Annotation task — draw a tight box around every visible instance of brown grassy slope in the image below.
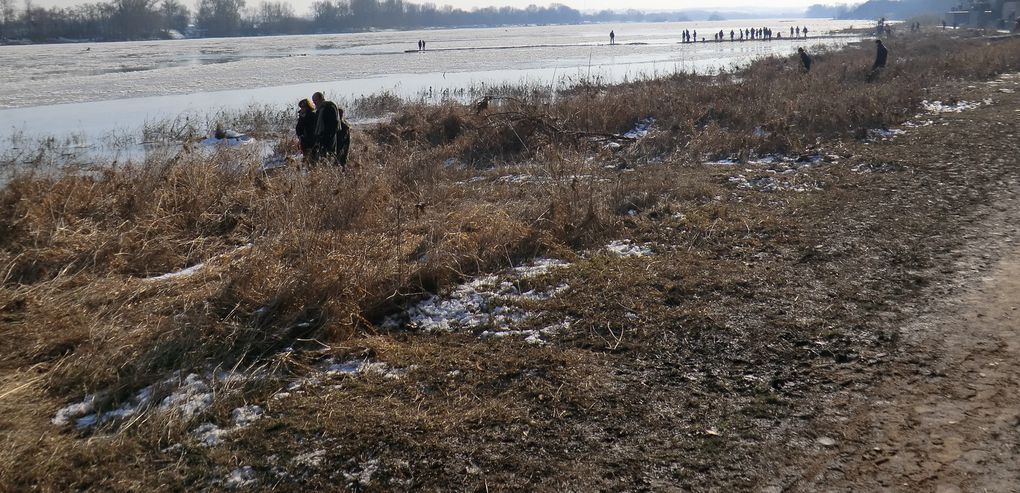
[2,33,1020,489]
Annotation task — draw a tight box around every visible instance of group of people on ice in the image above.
[674,25,809,43]
[295,92,351,167]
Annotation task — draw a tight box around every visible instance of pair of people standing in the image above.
[795,40,887,76]
[296,92,350,168]
[417,39,427,51]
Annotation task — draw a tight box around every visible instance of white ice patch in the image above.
[728,174,821,193]
[866,128,905,141]
[193,404,263,447]
[921,99,982,113]
[144,244,252,282]
[231,404,264,427]
[901,119,935,128]
[706,153,828,171]
[200,130,255,147]
[512,258,570,279]
[606,240,654,257]
[194,423,228,447]
[224,466,258,489]
[342,459,379,488]
[495,174,547,184]
[480,319,570,345]
[623,118,655,139]
[705,157,740,166]
[292,450,327,468]
[324,359,405,379]
[159,373,214,417]
[54,371,250,430]
[383,258,571,338]
[52,396,96,427]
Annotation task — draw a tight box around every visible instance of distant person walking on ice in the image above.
[610,30,615,45]
[798,47,812,72]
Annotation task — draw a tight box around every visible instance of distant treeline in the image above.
[0,0,695,43]
[806,0,957,20]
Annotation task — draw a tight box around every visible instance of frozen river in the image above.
[0,20,863,154]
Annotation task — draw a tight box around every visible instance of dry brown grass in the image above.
[4,32,1020,490]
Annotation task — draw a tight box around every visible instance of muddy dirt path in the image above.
[790,195,1020,491]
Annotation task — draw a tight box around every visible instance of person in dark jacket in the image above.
[872,39,888,70]
[295,98,317,162]
[798,47,812,72]
[311,91,340,166]
[336,108,351,168]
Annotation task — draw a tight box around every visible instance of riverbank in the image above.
[2,31,1020,489]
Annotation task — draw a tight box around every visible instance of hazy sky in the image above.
[29,0,818,16]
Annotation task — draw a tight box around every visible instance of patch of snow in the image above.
[192,404,263,447]
[866,128,905,141]
[54,370,254,430]
[52,396,95,426]
[292,450,327,468]
[851,162,903,173]
[728,175,821,193]
[606,240,654,257]
[194,423,227,447]
[343,459,379,488]
[324,359,410,380]
[623,117,655,139]
[144,244,252,282]
[224,466,258,489]
[480,319,569,345]
[901,119,935,128]
[384,258,571,333]
[512,259,570,279]
[921,99,981,113]
[231,405,263,428]
[53,385,155,429]
[705,157,740,166]
[495,174,546,184]
[159,373,214,417]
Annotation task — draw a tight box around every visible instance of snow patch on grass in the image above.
[606,240,654,257]
[53,371,251,430]
[144,244,252,282]
[921,99,984,113]
[193,404,263,447]
[383,258,571,334]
